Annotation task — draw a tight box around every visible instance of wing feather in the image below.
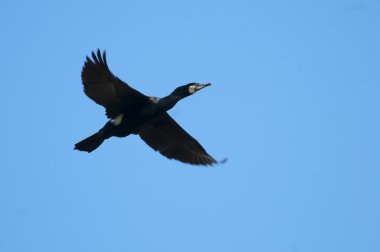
[137,113,217,166]
[81,49,149,118]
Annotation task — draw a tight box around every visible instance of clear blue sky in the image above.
[1,0,379,251]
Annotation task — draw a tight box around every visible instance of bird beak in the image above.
[196,83,211,91]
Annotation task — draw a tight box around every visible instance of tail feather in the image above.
[74,132,105,152]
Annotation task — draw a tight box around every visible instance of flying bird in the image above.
[74,49,218,165]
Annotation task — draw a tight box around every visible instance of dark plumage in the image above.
[74,49,218,166]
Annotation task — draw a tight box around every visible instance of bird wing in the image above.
[137,112,217,166]
[81,49,150,118]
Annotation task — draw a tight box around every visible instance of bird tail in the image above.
[74,132,105,153]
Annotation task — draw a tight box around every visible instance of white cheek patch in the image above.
[111,114,124,126]
[188,85,196,94]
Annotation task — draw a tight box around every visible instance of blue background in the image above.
[1,0,379,251]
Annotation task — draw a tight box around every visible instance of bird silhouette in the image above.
[75,50,218,166]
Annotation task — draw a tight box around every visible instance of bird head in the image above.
[172,83,211,98]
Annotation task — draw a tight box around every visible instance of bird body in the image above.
[75,50,217,165]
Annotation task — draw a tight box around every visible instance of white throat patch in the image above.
[111,114,124,126]
[149,96,160,103]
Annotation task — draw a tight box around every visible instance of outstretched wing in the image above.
[137,113,217,166]
[81,49,150,118]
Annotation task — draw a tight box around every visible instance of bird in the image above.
[74,49,218,166]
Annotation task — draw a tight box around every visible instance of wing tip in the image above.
[184,155,221,166]
[202,156,227,167]
[88,48,107,65]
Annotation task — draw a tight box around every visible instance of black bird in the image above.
[74,50,217,165]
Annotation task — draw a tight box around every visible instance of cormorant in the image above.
[74,49,218,166]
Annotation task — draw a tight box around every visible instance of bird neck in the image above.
[157,94,182,111]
